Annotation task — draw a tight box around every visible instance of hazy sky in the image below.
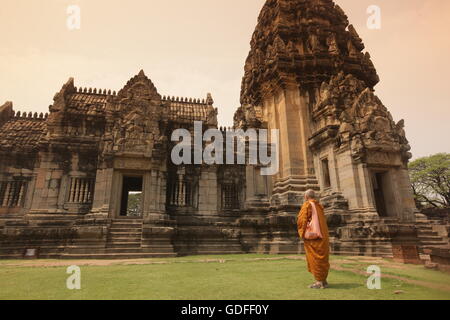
[0,0,449,159]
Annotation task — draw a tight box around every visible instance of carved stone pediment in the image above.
[311,73,412,163]
[101,71,168,158]
[233,104,263,129]
[117,70,161,103]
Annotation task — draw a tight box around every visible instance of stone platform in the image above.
[1,210,447,261]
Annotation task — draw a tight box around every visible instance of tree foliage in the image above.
[127,192,142,217]
[409,153,450,209]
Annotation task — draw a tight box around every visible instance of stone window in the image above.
[222,183,240,210]
[67,177,94,204]
[0,180,27,208]
[168,176,197,208]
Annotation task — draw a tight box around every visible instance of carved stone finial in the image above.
[0,101,14,126]
[51,78,76,113]
[206,93,214,105]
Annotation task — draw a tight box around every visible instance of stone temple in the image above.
[1,0,448,260]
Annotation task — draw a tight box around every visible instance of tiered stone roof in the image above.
[60,84,215,122]
[0,111,48,151]
[0,73,217,150]
[163,95,215,124]
[66,91,109,116]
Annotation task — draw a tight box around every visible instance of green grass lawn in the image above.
[0,254,449,300]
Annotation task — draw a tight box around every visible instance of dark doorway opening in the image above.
[321,158,331,189]
[120,176,143,217]
[372,172,388,217]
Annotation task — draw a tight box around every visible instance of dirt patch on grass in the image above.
[332,264,450,292]
[0,259,168,268]
[288,256,450,292]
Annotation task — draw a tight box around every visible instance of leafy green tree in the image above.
[409,153,450,209]
[127,192,142,217]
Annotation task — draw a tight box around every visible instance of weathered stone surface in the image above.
[0,0,447,260]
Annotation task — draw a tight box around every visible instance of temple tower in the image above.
[240,0,379,202]
[237,0,420,256]
[239,0,379,208]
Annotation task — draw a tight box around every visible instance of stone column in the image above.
[157,171,167,212]
[29,152,64,214]
[198,166,218,215]
[395,167,420,222]
[56,175,70,213]
[336,150,372,211]
[143,170,169,221]
[90,167,114,217]
[357,163,376,210]
[264,86,318,207]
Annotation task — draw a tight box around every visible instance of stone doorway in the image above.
[120,176,143,218]
[371,171,398,218]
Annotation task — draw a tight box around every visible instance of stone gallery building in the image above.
[0,0,448,260]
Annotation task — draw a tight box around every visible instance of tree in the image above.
[127,192,142,217]
[409,153,450,209]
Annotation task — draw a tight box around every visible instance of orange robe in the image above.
[297,200,330,282]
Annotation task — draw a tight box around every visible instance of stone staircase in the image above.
[105,219,145,256]
[61,218,175,259]
[416,218,449,262]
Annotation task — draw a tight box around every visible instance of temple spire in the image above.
[241,0,379,105]
[138,69,146,77]
[117,70,160,99]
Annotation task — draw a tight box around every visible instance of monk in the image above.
[297,189,330,289]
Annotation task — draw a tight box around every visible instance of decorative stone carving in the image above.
[206,107,218,127]
[307,31,321,53]
[0,0,432,261]
[311,72,412,164]
[233,104,263,129]
[104,70,165,157]
[239,0,379,105]
[327,33,340,55]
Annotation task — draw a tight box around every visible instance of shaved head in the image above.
[304,189,316,200]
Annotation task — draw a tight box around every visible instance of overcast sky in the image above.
[0,0,449,159]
